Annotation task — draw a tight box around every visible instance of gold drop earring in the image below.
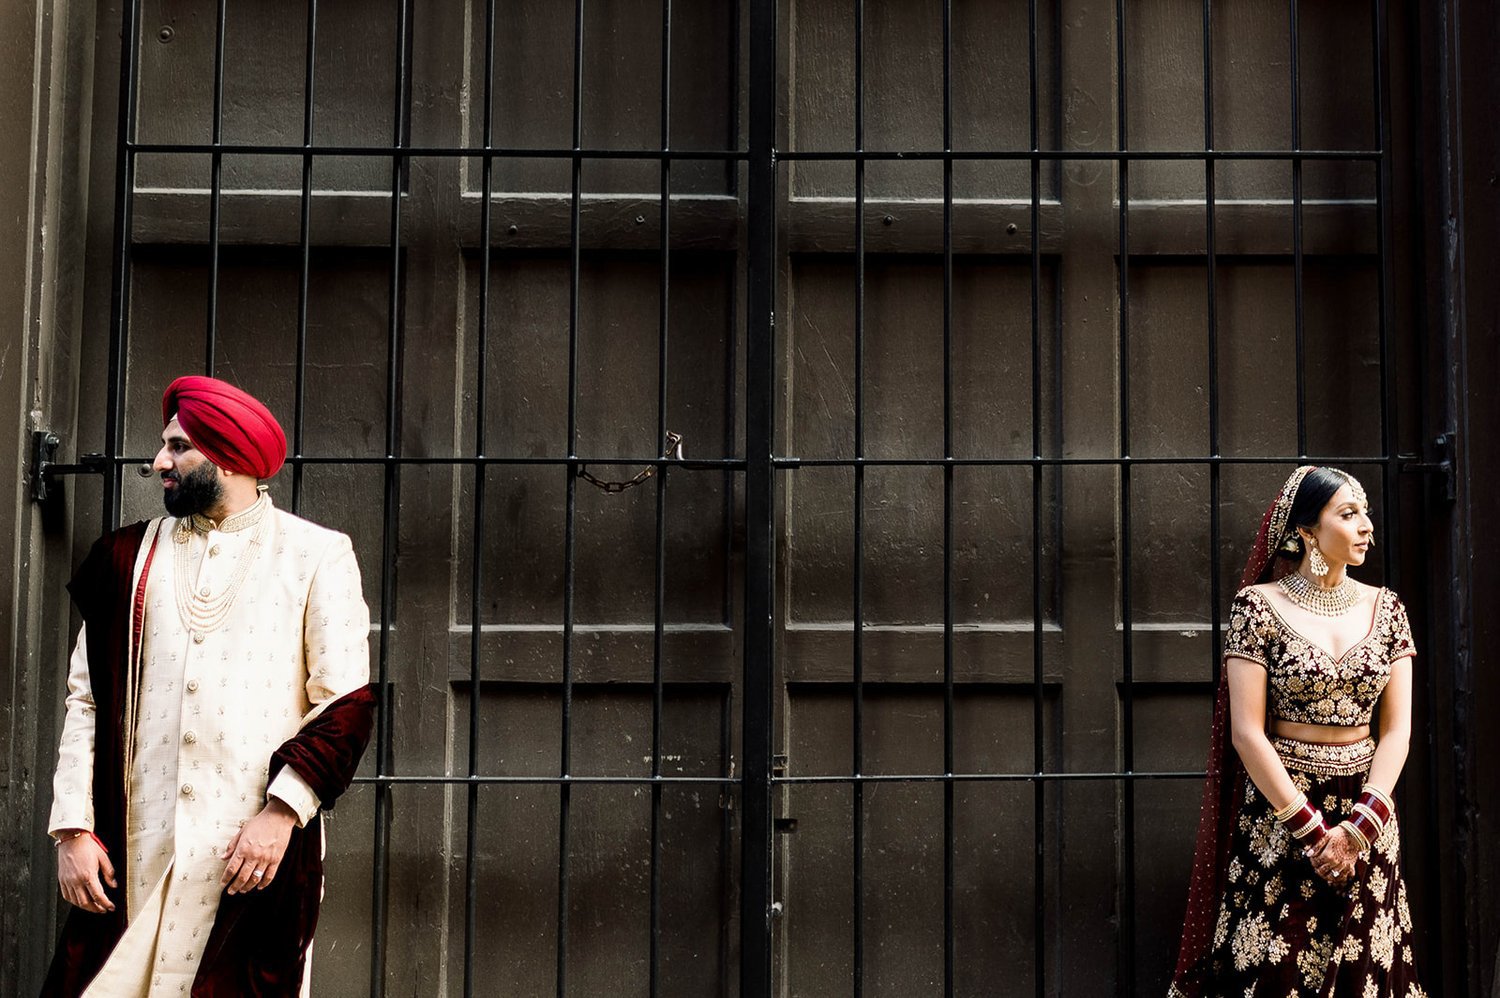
[1308,538,1329,577]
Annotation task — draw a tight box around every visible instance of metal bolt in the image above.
[507,224,518,235]
[635,215,646,225]
[158,26,174,43]
[882,215,894,226]
[1006,222,1019,234]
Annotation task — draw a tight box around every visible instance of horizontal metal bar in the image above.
[774,454,1395,468]
[112,454,745,469]
[128,141,747,160]
[113,453,1402,471]
[779,148,1380,162]
[346,770,1207,786]
[124,143,1380,163]
[113,453,1401,472]
[351,774,738,786]
[774,770,1206,784]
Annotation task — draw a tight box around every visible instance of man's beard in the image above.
[162,461,224,517]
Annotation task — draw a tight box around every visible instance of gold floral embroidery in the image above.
[1263,871,1284,906]
[1370,910,1399,970]
[1227,587,1412,727]
[1337,935,1364,963]
[1230,912,1289,970]
[1298,933,1334,988]
[1213,905,1231,949]
[1398,882,1413,932]
[1367,866,1389,904]
[1363,977,1379,998]
[1228,857,1243,883]
[1377,815,1402,862]
[1248,815,1289,868]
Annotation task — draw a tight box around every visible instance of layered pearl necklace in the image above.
[173,493,273,637]
[1276,571,1362,616]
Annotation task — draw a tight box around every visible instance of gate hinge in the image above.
[30,431,109,503]
[1398,432,1456,503]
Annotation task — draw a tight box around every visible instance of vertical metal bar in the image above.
[649,2,672,994]
[205,0,227,373]
[939,2,956,995]
[1114,0,1137,991]
[739,0,777,994]
[557,4,586,995]
[1369,0,1399,588]
[850,3,867,994]
[1203,0,1223,683]
[1289,0,1307,456]
[104,0,144,530]
[464,3,498,995]
[1027,1,1046,994]
[291,0,318,516]
[368,1,410,993]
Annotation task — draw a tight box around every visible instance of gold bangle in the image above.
[1360,784,1395,812]
[1273,792,1308,823]
[1291,810,1325,840]
[1338,819,1371,853]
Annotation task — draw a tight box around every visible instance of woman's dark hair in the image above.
[1274,466,1354,563]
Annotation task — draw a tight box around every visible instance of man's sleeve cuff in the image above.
[267,769,322,827]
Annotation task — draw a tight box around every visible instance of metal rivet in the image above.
[883,215,894,226]
[507,223,518,235]
[635,215,646,225]
[1006,222,1019,234]
[158,26,174,43]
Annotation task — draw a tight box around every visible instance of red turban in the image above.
[162,376,287,479]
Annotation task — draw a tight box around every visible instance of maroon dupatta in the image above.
[1168,469,1311,996]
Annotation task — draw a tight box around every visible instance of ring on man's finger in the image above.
[252,869,265,879]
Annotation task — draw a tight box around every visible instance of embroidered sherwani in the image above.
[48,495,370,997]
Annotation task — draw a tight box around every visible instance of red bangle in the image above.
[1346,786,1393,848]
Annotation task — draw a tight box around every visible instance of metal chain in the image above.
[576,431,684,494]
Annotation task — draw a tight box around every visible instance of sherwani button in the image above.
[193,633,205,644]
[209,545,221,557]
[181,783,194,797]
[183,731,197,744]
[186,679,199,693]
[200,587,211,597]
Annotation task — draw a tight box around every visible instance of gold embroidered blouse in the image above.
[1224,585,1416,726]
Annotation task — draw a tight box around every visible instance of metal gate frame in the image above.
[60,0,1448,995]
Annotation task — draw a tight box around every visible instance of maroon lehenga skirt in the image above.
[1174,736,1426,998]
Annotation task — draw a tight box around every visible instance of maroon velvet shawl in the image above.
[41,522,376,998]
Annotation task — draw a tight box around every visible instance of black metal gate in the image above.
[65,0,1435,994]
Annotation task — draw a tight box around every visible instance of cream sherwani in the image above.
[49,495,370,997]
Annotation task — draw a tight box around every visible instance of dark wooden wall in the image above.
[6,0,1489,996]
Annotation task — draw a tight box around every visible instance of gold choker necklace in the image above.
[1277,572,1361,616]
